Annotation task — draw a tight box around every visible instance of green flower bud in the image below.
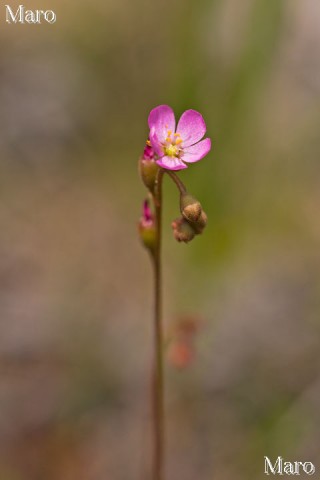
[171,217,196,243]
[139,142,159,194]
[139,224,156,251]
[138,200,156,252]
[180,193,202,223]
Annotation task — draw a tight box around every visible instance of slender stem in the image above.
[152,169,165,480]
[165,170,187,195]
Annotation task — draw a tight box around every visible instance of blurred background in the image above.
[0,0,320,478]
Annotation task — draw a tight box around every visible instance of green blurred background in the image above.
[0,0,320,478]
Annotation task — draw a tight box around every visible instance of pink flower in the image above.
[148,105,211,171]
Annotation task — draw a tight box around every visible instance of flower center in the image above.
[163,129,183,157]
[165,144,179,157]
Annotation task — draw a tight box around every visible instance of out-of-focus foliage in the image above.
[0,0,320,478]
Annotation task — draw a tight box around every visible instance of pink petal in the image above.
[177,110,206,147]
[181,138,211,163]
[148,105,176,144]
[156,156,187,171]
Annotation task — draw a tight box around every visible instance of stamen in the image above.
[167,130,172,136]
[146,139,151,146]
[166,137,171,143]
[175,138,183,145]
[174,133,180,137]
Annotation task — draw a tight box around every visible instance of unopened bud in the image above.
[139,142,159,194]
[171,217,196,243]
[180,193,202,223]
[191,210,208,234]
[138,200,156,252]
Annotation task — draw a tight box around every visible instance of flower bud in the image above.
[191,210,208,234]
[139,142,159,194]
[138,200,156,252]
[180,193,202,223]
[171,217,196,243]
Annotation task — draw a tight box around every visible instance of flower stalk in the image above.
[151,168,164,480]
